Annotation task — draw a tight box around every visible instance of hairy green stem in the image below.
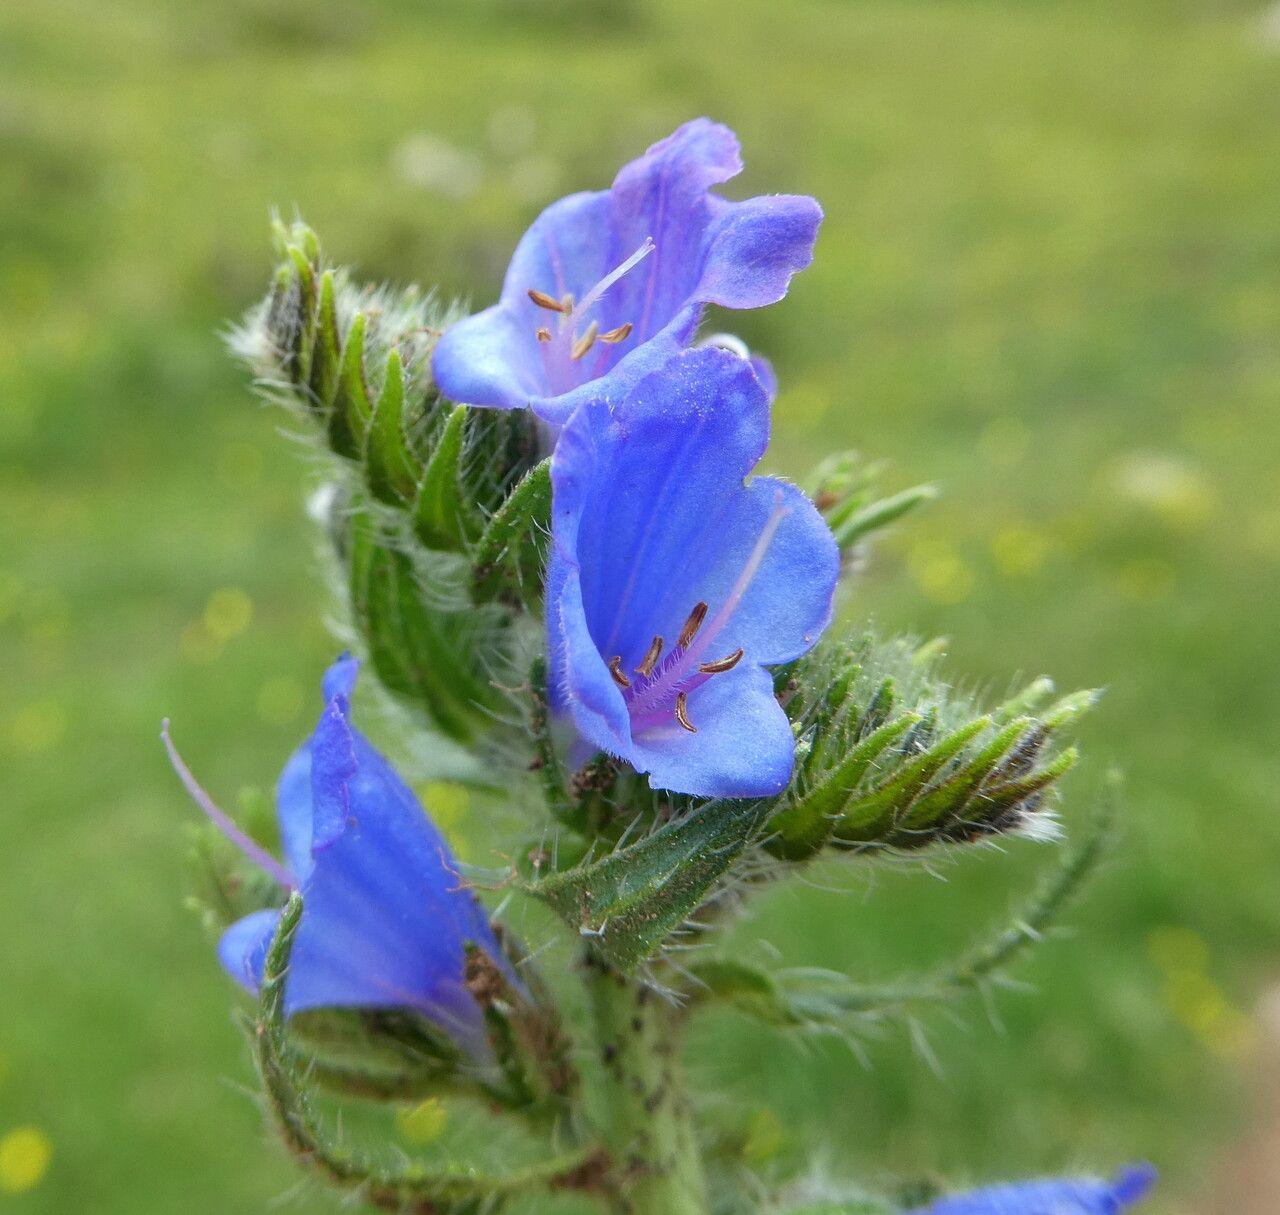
[584,952,707,1215]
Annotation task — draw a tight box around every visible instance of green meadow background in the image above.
[3,0,1279,1211]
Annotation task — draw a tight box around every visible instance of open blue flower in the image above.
[548,347,839,798]
[432,118,822,427]
[163,655,507,1053]
[911,1165,1157,1214]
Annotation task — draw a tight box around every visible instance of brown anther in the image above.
[674,692,697,733]
[699,648,744,674]
[600,322,634,344]
[536,326,552,342]
[571,321,600,361]
[635,635,664,678]
[608,656,631,688]
[527,289,566,312]
[678,601,708,649]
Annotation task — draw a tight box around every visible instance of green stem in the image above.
[584,953,708,1215]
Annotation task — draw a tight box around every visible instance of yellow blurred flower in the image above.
[179,620,221,665]
[741,1107,785,1166]
[0,1126,53,1194]
[1107,451,1215,528]
[4,701,67,755]
[422,782,471,859]
[990,524,1050,579]
[396,1098,447,1145]
[908,540,974,604]
[1146,926,1210,974]
[203,587,254,642]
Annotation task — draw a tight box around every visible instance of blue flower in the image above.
[911,1165,1157,1214]
[163,655,508,1052]
[547,346,839,798]
[432,118,821,427]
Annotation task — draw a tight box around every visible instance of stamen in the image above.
[536,327,552,342]
[571,320,600,361]
[608,656,631,688]
[527,289,566,312]
[678,602,709,649]
[561,293,575,313]
[600,322,634,344]
[635,635,664,678]
[160,720,295,890]
[674,692,697,733]
[699,648,744,674]
[574,238,655,321]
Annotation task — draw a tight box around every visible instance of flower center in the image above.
[605,493,790,737]
[527,238,655,393]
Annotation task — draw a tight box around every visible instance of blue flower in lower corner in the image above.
[911,1165,1157,1214]
[163,655,508,1053]
[548,346,840,798]
[432,118,821,428]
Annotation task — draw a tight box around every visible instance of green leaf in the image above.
[328,309,372,460]
[831,484,937,548]
[347,505,497,741]
[364,348,420,506]
[471,458,552,609]
[529,799,770,972]
[413,404,471,550]
[767,713,922,860]
[284,243,318,393]
[308,269,341,409]
[834,716,992,842]
[897,715,1032,829]
[683,959,803,1027]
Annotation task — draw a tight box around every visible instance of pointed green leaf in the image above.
[285,243,318,391]
[831,484,937,548]
[767,713,921,860]
[307,269,340,410]
[413,404,471,550]
[530,798,771,971]
[980,745,1079,812]
[471,458,552,609]
[364,349,419,506]
[348,506,496,740]
[835,716,992,843]
[327,310,372,460]
[898,716,1033,830]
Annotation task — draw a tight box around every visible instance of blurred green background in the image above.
[3,0,1279,1211]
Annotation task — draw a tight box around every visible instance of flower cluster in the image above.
[182,118,1157,1215]
[437,118,839,797]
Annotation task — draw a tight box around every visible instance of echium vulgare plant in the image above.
[167,120,1157,1215]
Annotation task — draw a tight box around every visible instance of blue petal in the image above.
[432,191,612,414]
[698,192,824,309]
[431,119,821,428]
[549,347,838,796]
[216,909,280,994]
[628,663,797,798]
[270,659,510,1047]
[275,740,314,881]
[914,1166,1157,1214]
[749,354,777,403]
